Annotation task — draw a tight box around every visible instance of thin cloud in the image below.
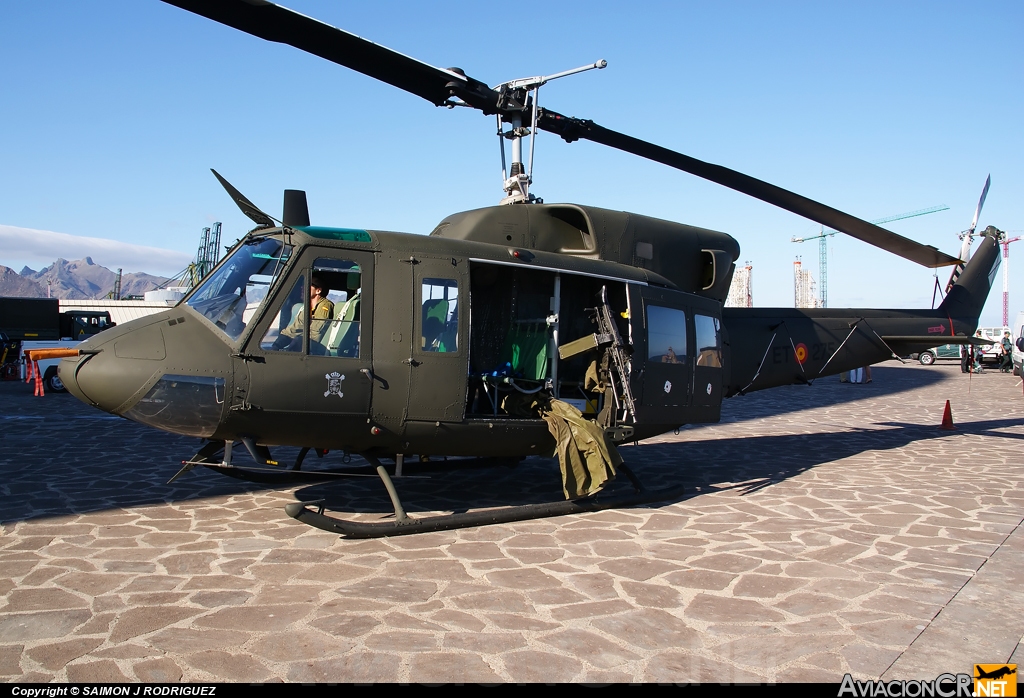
[0,225,192,276]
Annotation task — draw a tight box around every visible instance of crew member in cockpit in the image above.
[275,275,335,350]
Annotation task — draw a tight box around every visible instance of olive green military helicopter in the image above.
[60,0,1003,538]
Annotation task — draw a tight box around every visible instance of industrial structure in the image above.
[164,222,225,294]
[793,257,819,308]
[188,222,223,290]
[725,261,753,307]
[110,268,122,301]
[792,206,948,307]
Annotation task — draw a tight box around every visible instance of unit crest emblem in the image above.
[324,372,345,398]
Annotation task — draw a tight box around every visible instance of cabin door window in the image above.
[420,278,459,353]
[643,304,691,410]
[692,313,723,408]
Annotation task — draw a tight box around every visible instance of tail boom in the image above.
[722,229,1001,396]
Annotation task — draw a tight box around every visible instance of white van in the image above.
[975,326,1010,365]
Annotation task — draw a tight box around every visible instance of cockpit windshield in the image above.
[185,236,292,341]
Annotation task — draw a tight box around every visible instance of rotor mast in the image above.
[495,60,607,204]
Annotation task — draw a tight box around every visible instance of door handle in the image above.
[360,368,389,389]
[402,358,422,367]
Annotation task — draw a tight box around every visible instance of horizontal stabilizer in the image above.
[881,336,994,345]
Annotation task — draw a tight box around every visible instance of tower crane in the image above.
[791,205,949,307]
[1002,234,1021,327]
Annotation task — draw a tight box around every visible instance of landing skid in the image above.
[284,461,685,539]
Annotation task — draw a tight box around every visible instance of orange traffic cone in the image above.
[939,400,956,430]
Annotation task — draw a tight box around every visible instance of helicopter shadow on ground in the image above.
[285,364,950,518]
[289,415,1024,520]
[0,364,962,526]
[698,364,945,427]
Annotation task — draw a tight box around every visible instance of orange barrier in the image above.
[23,348,80,396]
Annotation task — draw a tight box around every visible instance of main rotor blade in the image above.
[164,1,960,269]
[160,0,498,109]
[537,111,960,268]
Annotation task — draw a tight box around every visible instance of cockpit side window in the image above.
[260,275,305,352]
[258,258,364,357]
[311,258,362,358]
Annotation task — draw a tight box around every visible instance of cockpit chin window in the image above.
[123,374,225,438]
[185,237,293,341]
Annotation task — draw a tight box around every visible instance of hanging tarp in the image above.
[504,394,621,499]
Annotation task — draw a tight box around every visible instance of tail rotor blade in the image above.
[968,174,991,234]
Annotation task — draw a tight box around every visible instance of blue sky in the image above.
[2,1,1021,325]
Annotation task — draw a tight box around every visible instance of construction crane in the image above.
[1002,234,1021,327]
[791,205,949,307]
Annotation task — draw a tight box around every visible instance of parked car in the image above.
[917,343,962,365]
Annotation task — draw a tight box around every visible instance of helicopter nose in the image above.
[60,311,231,439]
[59,322,168,414]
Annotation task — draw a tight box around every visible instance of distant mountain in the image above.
[0,266,46,298]
[1,258,171,300]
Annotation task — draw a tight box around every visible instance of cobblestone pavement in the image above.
[1,363,1022,683]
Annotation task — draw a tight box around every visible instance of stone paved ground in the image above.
[1,363,1022,683]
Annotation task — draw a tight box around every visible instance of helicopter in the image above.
[58,0,1003,538]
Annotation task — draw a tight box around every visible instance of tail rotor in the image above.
[944,174,991,294]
